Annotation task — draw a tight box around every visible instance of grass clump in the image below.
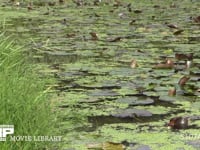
[0,33,60,150]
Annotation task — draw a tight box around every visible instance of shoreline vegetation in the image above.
[0,33,60,149]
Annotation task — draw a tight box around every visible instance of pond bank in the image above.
[0,33,60,149]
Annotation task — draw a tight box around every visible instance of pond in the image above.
[1,0,200,149]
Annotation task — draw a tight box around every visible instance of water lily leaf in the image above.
[116,97,154,106]
[112,108,152,118]
[191,101,200,110]
[114,87,138,96]
[159,95,177,102]
[80,97,102,103]
[109,68,136,76]
[187,140,200,149]
[89,89,120,97]
[143,91,158,97]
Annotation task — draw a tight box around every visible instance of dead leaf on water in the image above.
[129,19,136,25]
[90,32,99,40]
[173,29,184,35]
[175,53,193,60]
[134,9,142,13]
[193,16,200,23]
[165,23,179,29]
[107,37,121,42]
[178,75,190,86]
[153,59,174,69]
[130,59,138,68]
[168,88,176,96]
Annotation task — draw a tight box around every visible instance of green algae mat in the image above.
[1,0,200,149]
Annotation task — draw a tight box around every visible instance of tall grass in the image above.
[0,33,59,149]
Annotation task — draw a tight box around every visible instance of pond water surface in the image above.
[1,0,200,149]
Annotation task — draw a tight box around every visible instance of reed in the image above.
[0,33,59,150]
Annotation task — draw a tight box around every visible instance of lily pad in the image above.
[89,89,120,97]
[112,108,152,118]
[116,97,154,106]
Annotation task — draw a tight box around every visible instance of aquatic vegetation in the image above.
[0,0,200,149]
